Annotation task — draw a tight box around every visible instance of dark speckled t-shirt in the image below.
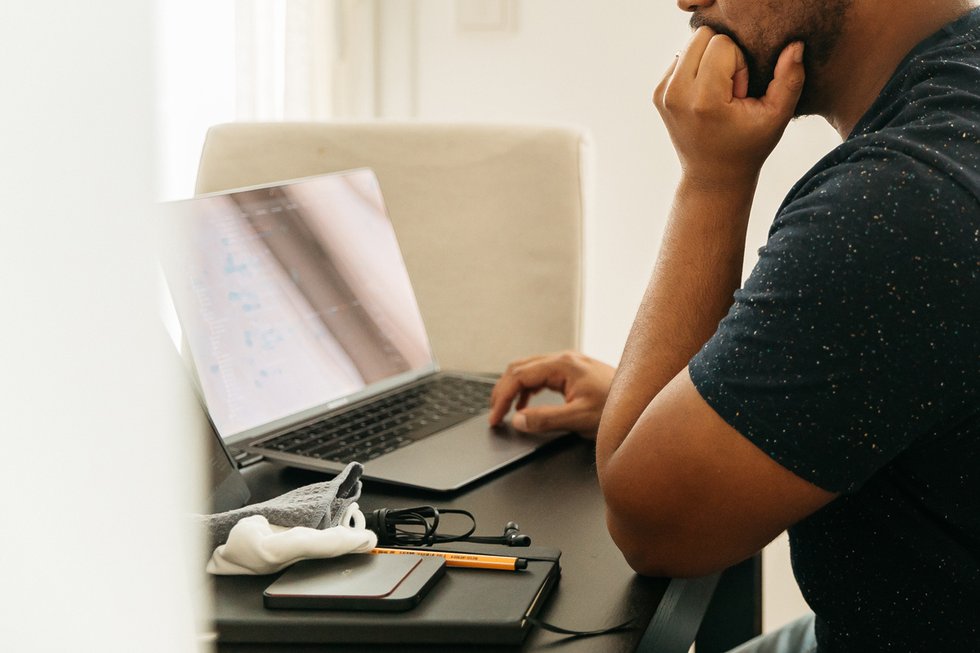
[689,9,980,653]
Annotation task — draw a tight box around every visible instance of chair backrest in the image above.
[195,122,587,374]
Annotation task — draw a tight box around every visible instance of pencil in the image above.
[369,547,528,571]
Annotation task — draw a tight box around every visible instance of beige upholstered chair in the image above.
[195,122,588,374]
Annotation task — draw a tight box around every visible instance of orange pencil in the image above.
[369,547,528,571]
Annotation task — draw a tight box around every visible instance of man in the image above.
[489,1,979,651]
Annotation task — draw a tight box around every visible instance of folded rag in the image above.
[196,462,366,553]
[206,503,378,575]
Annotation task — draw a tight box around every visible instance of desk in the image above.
[218,437,724,653]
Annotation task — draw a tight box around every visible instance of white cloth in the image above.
[207,502,378,575]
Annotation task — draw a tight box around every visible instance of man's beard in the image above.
[689,1,853,113]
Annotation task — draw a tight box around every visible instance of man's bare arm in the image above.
[596,29,836,577]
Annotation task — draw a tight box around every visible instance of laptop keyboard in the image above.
[254,376,495,465]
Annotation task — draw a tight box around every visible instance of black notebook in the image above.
[212,544,561,646]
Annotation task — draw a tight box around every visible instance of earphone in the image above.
[365,506,532,547]
[464,521,532,547]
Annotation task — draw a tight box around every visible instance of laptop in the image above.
[159,169,566,492]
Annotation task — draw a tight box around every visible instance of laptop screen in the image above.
[161,170,435,442]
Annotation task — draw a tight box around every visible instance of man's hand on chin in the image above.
[655,26,806,193]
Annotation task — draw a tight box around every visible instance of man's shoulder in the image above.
[778,67,980,237]
[797,137,977,196]
[886,5,980,111]
[764,137,977,302]
[778,138,979,238]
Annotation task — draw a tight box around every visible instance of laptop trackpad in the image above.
[361,391,568,492]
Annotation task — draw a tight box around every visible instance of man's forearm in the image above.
[592,28,805,573]
[596,176,756,471]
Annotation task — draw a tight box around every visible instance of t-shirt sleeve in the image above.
[689,149,978,493]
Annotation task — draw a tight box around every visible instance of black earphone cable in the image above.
[366,505,483,547]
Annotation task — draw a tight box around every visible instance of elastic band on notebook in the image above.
[526,616,636,637]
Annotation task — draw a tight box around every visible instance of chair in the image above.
[195,122,588,374]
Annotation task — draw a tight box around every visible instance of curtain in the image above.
[235,0,378,121]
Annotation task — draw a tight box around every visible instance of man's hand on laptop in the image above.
[488,351,615,440]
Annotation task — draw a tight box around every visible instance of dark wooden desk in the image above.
[219,437,723,653]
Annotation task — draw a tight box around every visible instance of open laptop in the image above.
[159,169,566,492]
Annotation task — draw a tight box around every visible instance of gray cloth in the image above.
[725,614,817,653]
[197,462,364,552]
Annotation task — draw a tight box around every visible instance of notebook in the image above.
[213,542,562,646]
[159,169,567,492]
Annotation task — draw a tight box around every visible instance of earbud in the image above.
[503,522,532,546]
[467,521,532,546]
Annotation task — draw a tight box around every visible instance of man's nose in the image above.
[676,0,714,11]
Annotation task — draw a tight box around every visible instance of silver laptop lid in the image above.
[160,169,437,445]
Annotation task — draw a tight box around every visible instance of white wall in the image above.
[389,0,841,633]
[1,2,203,650]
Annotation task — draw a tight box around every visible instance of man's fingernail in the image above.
[513,413,528,431]
[794,42,805,63]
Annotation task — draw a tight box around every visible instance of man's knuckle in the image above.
[709,33,731,48]
[662,89,681,111]
[558,351,579,366]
